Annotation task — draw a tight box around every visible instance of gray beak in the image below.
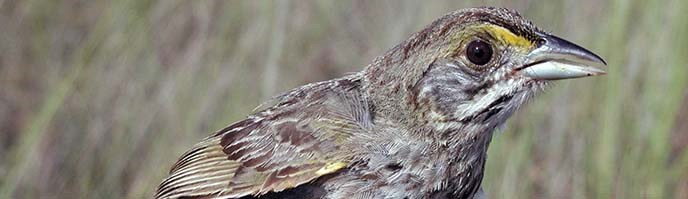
[520,33,607,80]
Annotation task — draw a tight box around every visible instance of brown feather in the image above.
[155,75,369,199]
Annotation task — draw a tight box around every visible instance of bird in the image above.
[154,7,606,199]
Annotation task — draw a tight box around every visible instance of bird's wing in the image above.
[155,78,371,199]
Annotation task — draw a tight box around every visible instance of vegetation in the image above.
[1,0,687,198]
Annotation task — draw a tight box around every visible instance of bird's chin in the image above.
[524,79,550,94]
[507,76,549,95]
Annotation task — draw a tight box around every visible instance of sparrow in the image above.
[155,7,606,199]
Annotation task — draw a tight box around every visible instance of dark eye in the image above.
[466,40,493,65]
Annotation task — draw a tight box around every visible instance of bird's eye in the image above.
[466,40,493,66]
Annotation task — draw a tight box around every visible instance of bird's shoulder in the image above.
[155,74,373,199]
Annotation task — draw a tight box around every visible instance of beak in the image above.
[519,33,607,80]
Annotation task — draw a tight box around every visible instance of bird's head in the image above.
[364,7,606,131]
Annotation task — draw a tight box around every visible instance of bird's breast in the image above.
[321,133,489,199]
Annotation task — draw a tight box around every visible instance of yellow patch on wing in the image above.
[481,24,534,49]
[315,161,347,175]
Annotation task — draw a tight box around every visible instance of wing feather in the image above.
[155,77,369,199]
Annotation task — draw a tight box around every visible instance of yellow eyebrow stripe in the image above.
[481,24,534,48]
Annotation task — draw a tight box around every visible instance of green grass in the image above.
[1,0,687,198]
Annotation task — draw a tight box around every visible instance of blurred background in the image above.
[1,0,687,198]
